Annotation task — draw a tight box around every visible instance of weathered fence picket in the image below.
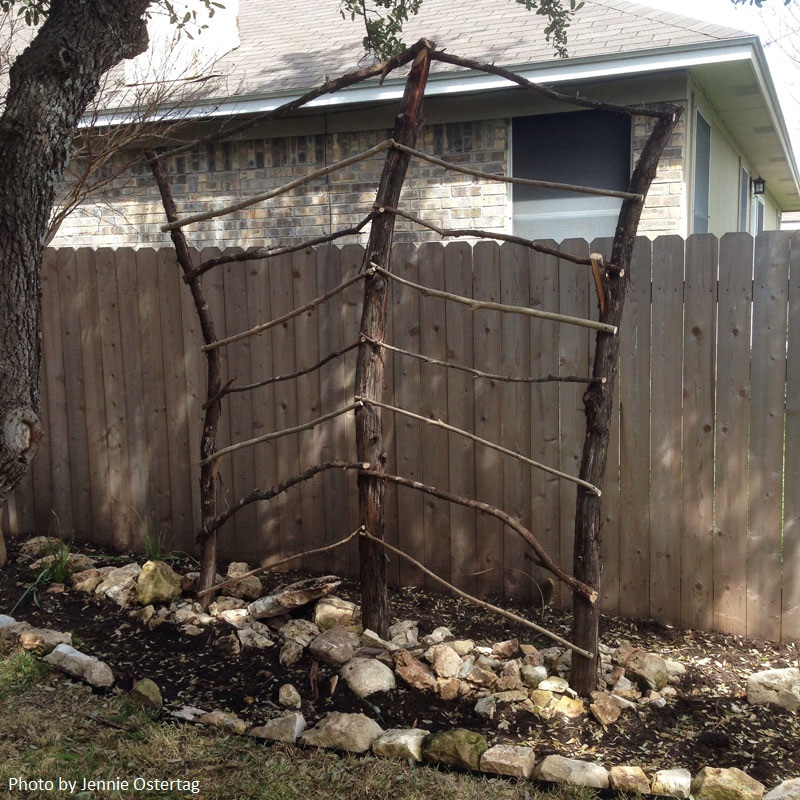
[5,234,800,643]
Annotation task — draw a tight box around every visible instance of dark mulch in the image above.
[1,535,798,787]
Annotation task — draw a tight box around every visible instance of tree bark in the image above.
[0,0,151,566]
[355,42,433,637]
[570,106,682,696]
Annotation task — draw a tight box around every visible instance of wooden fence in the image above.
[4,233,799,643]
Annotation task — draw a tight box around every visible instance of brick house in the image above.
[50,0,800,248]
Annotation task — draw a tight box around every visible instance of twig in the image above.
[185,216,377,281]
[381,205,595,266]
[200,403,358,465]
[85,713,137,732]
[197,526,363,595]
[359,529,593,657]
[389,141,642,201]
[203,272,365,352]
[430,50,670,119]
[368,263,617,336]
[228,342,360,394]
[162,141,393,232]
[361,469,597,602]
[356,395,601,496]
[361,334,601,385]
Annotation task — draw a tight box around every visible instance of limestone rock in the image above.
[209,596,246,614]
[536,755,610,789]
[95,563,141,607]
[421,728,488,771]
[438,677,461,701]
[610,766,651,793]
[340,657,396,698]
[19,536,63,560]
[765,779,800,800]
[224,562,263,601]
[553,695,586,718]
[492,639,520,659]
[372,728,430,761]
[430,643,463,679]
[480,744,537,779]
[279,618,320,647]
[278,683,302,709]
[652,768,693,798]
[18,627,71,655]
[236,627,274,650]
[248,575,341,619]
[361,629,400,652]
[474,696,497,720]
[388,620,418,646]
[590,691,621,726]
[72,566,114,594]
[280,640,304,668]
[691,767,766,800]
[31,552,95,574]
[747,668,800,712]
[197,709,248,735]
[521,664,548,688]
[171,705,208,722]
[218,608,251,629]
[0,614,17,628]
[43,643,114,688]
[136,560,182,605]
[130,678,163,709]
[314,596,361,631]
[300,712,383,753]
[419,626,454,646]
[309,626,359,667]
[250,711,306,743]
[538,676,570,693]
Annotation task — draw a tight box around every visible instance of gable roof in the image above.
[214,0,751,99]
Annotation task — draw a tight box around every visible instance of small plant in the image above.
[144,528,173,562]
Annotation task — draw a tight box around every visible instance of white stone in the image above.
[95,563,141,607]
[691,767,766,800]
[218,608,251,628]
[480,744,537,779]
[430,643,463,678]
[361,628,400,651]
[309,626,359,666]
[765,779,800,800]
[278,683,302,709]
[340,657,396,697]
[747,668,800,712]
[538,676,570,693]
[236,627,274,650]
[18,627,72,655]
[419,626,453,645]
[315,596,361,631]
[536,755,609,789]
[652,768,693,797]
[388,620,418,646]
[250,712,306,743]
[372,728,430,761]
[43,643,114,688]
[300,712,383,753]
[0,614,16,628]
[474,696,497,720]
[279,618,320,647]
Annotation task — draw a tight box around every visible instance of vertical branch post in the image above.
[355,42,434,637]
[570,106,683,696]
[147,150,224,607]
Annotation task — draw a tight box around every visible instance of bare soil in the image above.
[1,536,798,787]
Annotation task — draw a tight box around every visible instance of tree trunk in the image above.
[355,42,433,636]
[570,106,682,696]
[0,1,151,565]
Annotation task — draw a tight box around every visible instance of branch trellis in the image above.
[146,38,681,693]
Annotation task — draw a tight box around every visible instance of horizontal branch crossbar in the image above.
[229,342,361,394]
[360,529,593,656]
[382,205,596,267]
[357,396,601,496]
[203,271,365,351]
[201,403,357,465]
[361,334,599,384]
[391,141,642,201]
[369,263,617,335]
[162,140,393,232]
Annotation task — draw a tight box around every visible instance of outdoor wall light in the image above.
[752,175,766,195]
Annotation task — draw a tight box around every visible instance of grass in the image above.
[0,636,596,800]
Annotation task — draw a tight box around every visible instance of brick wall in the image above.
[50,114,684,248]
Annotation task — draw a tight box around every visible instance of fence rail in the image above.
[5,233,799,643]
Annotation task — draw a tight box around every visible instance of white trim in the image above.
[89,39,759,127]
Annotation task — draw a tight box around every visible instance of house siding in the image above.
[50,111,690,249]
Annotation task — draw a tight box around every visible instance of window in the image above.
[693,111,711,234]
[739,167,750,233]
[512,110,632,241]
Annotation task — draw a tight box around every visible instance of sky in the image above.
[632,0,800,146]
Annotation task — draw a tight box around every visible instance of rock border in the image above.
[3,539,799,798]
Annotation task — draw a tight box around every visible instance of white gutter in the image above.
[88,38,761,127]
